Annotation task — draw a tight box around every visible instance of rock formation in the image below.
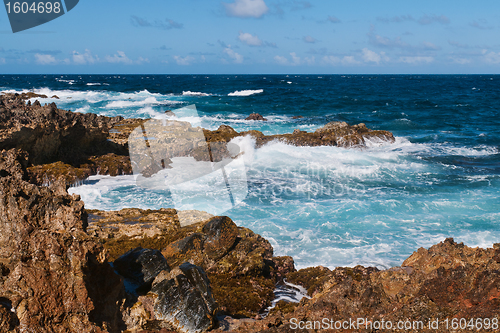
[1,93,395,186]
[220,238,500,332]
[3,92,495,333]
[245,113,267,121]
[90,210,295,320]
[0,149,125,332]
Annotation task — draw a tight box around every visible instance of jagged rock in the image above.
[245,113,267,121]
[0,301,17,332]
[113,247,171,293]
[0,93,125,167]
[122,262,217,332]
[0,149,125,332]
[205,121,394,150]
[151,262,218,333]
[291,115,303,119]
[96,211,295,318]
[228,238,500,332]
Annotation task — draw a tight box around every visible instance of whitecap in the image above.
[228,89,263,96]
[182,91,211,97]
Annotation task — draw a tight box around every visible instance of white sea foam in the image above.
[228,89,264,96]
[182,91,211,96]
[106,96,161,108]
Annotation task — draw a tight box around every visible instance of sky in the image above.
[1,0,500,74]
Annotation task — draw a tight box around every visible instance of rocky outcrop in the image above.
[90,210,295,319]
[224,238,500,332]
[0,93,124,166]
[202,121,394,153]
[0,93,133,186]
[0,149,125,332]
[1,94,395,186]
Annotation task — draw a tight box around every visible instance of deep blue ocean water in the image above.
[1,74,499,269]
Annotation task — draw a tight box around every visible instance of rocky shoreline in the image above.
[1,92,499,332]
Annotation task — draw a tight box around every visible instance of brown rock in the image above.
[95,212,292,319]
[245,113,268,121]
[0,94,124,166]
[0,149,125,332]
[226,239,500,332]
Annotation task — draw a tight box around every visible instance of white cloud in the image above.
[322,55,361,66]
[105,51,133,64]
[274,55,289,65]
[173,55,195,65]
[72,49,98,64]
[34,53,57,65]
[399,56,434,64]
[482,51,500,64]
[136,57,150,64]
[303,35,316,43]
[273,52,313,66]
[224,0,268,18]
[341,56,360,65]
[290,52,300,65]
[223,47,243,63]
[362,48,388,64]
[321,55,340,65]
[303,56,315,65]
[421,41,440,51]
[238,32,262,46]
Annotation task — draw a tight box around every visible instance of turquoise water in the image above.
[2,75,499,269]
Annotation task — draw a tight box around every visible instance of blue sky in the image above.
[1,0,500,74]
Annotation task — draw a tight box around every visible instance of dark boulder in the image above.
[152,262,218,333]
[113,247,171,293]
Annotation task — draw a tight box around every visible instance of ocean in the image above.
[1,74,499,269]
